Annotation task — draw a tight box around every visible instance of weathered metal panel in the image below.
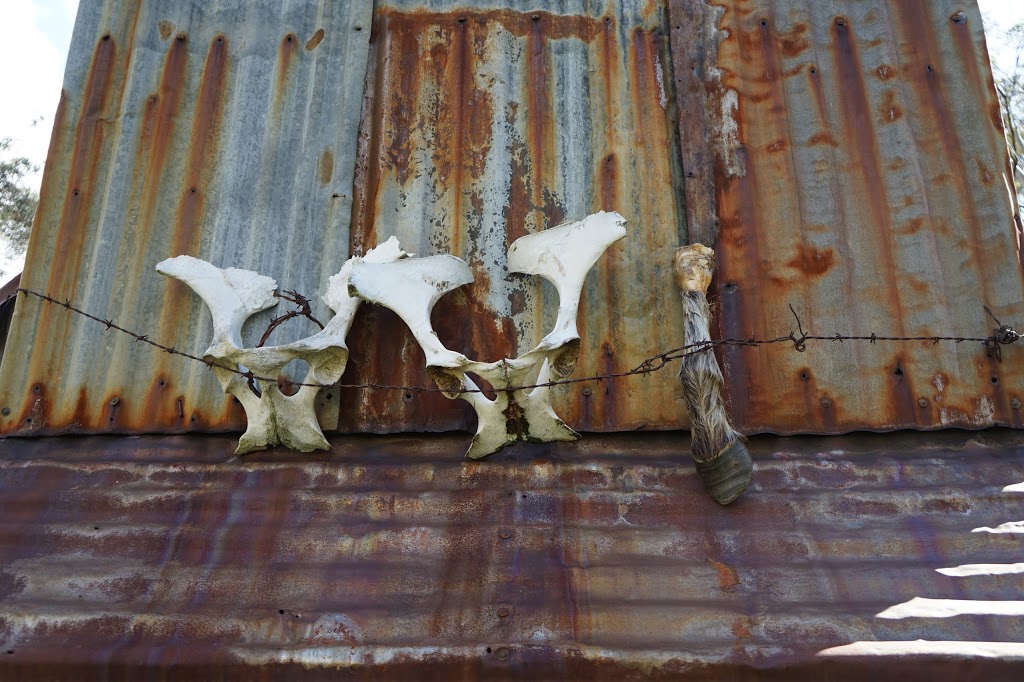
[0,0,690,439]
[2,430,1024,678]
[668,0,1024,434]
[0,0,373,435]
[339,0,689,434]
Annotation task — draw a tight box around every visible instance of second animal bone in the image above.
[350,211,627,458]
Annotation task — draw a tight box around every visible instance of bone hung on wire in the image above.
[673,245,753,505]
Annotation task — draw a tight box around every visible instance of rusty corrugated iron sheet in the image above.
[1,429,1023,678]
[338,1,688,434]
[668,0,1024,434]
[0,0,374,436]
[0,0,691,438]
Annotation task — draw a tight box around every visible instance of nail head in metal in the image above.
[582,387,593,396]
[835,17,847,26]
[497,607,510,618]
[110,397,120,406]
[495,647,510,661]
[498,529,512,540]
[820,398,832,408]
[1012,398,1021,409]
[0,408,9,417]
[917,398,929,408]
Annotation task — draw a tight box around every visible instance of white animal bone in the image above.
[348,211,626,458]
[156,238,408,454]
[158,213,625,459]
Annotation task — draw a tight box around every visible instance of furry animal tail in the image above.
[674,245,753,505]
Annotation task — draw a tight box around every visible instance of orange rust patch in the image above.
[305,28,326,51]
[157,20,174,41]
[787,244,834,276]
[766,139,785,153]
[708,558,740,590]
[777,23,809,57]
[375,8,603,42]
[877,64,896,80]
[807,132,837,147]
[977,159,995,185]
[731,616,753,639]
[879,91,903,123]
[319,148,334,185]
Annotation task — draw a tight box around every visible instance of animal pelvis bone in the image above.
[349,211,626,458]
[157,211,625,458]
[156,238,408,454]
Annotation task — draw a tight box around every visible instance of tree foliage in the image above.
[0,137,39,254]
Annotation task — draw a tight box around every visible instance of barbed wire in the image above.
[3,287,1020,395]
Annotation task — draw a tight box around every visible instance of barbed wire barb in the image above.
[2,286,1020,394]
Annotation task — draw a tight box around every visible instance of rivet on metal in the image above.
[498,529,512,540]
[495,647,510,661]
[917,398,929,408]
[1012,398,1021,409]
[820,398,832,408]
[0,408,9,417]
[582,387,593,396]
[497,607,510,618]
[110,397,120,406]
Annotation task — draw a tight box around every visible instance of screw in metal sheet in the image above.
[820,398,832,408]
[951,11,966,23]
[582,387,593,397]
[1012,398,1021,409]
[495,647,510,661]
[110,397,120,406]
[497,607,510,618]
[917,398,929,408]
[531,14,540,21]
[498,529,512,540]
[835,17,847,26]
[0,408,8,417]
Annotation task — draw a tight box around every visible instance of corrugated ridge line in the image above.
[0,0,372,435]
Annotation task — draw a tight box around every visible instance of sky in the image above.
[1,1,1024,279]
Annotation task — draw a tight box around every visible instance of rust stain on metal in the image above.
[1,429,1023,677]
[319,147,334,185]
[345,3,687,435]
[157,19,174,41]
[670,0,1024,434]
[305,27,325,51]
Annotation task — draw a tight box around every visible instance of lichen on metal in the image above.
[156,238,408,454]
[158,212,624,457]
[349,211,627,458]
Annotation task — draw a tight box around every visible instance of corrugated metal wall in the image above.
[2,0,1023,438]
[669,0,1024,434]
[338,0,688,433]
[0,0,373,435]
[0,0,691,437]
[2,430,1024,677]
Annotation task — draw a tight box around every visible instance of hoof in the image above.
[694,439,753,505]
